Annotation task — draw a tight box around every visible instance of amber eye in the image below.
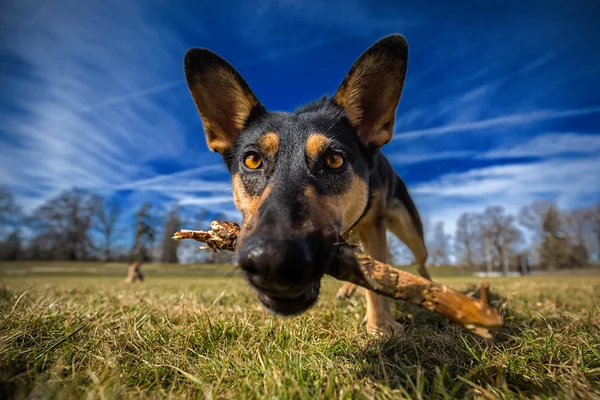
[243,152,262,170]
[325,152,345,169]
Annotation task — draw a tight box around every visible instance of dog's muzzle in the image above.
[237,234,333,315]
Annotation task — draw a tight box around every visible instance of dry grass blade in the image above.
[35,322,90,360]
[172,221,504,338]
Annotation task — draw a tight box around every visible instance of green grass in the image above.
[0,261,239,277]
[0,261,467,277]
[0,271,599,399]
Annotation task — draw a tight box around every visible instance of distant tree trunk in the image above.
[160,207,181,263]
[0,230,22,260]
[484,236,493,274]
[430,221,450,266]
[124,261,144,284]
[501,238,510,275]
[519,253,528,275]
[454,213,476,267]
[95,197,121,262]
[26,188,101,261]
[130,203,155,263]
[593,203,600,260]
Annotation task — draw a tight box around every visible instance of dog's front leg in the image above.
[359,219,403,337]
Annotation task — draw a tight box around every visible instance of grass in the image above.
[0,261,239,277]
[0,269,599,399]
[0,261,467,277]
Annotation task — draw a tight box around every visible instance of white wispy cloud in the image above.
[413,157,600,197]
[0,0,240,217]
[385,133,600,167]
[1,0,387,217]
[480,132,600,159]
[394,106,600,140]
[177,196,235,207]
[411,156,600,234]
[115,165,230,193]
[2,0,599,248]
[385,151,475,165]
[0,0,194,208]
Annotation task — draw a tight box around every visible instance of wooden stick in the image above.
[480,281,490,305]
[173,221,503,338]
[124,261,144,284]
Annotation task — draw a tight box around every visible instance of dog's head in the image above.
[184,35,408,315]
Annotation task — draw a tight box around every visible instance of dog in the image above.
[184,34,431,336]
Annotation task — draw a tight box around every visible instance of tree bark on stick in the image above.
[173,221,503,338]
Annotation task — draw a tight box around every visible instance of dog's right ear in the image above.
[184,49,265,154]
[333,35,408,152]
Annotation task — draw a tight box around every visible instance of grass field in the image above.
[0,267,599,399]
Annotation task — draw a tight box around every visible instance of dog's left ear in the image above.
[334,34,408,151]
[184,49,265,154]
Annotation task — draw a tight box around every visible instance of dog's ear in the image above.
[185,49,265,154]
[334,35,408,151]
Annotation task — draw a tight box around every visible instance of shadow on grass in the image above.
[340,286,565,398]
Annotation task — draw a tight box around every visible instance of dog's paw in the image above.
[336,282,357,300]
[365,316,404,337]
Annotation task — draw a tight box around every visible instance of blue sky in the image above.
[1,0,599,243]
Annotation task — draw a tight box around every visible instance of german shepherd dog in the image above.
[184,35,431,336]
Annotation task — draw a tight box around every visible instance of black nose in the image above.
[237,237,315,291]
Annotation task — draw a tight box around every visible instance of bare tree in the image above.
[592,203,600,261]
[387,231,413,265]
[454,213,478,267]
[429,221,451,266]
[565,208,593,266]
[519,201,581,269]
[0,187,24,260]
[480,206,522,274]
[0,231,22,260]
[160,206,182,263]
[27,188,101,261]
[0,187,22,237]
[130,203,156,263]
[540,205,573,269]
[95,197,122,261]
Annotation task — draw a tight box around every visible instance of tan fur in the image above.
[356,214,402,336]
[333,53,379,127]
[257,132,279,158]
[232,174,256,222]
[333,53,405,149]
[188,37,424,338]
[385,198,431,280]
[339,187,405,335]
[303,187,334,235]
[336,281,358,300]
[336,192,432,323]
[305,133,330,161]
[189,67,259,153]
[311,175,369,234]
[232,175,272,241]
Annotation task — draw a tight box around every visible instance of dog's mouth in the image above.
[254,281,320,316]
[236,229,336,317]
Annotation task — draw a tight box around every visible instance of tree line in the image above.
[0,186,598,271]
[0,186,233,264]
[425,202,600,272]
